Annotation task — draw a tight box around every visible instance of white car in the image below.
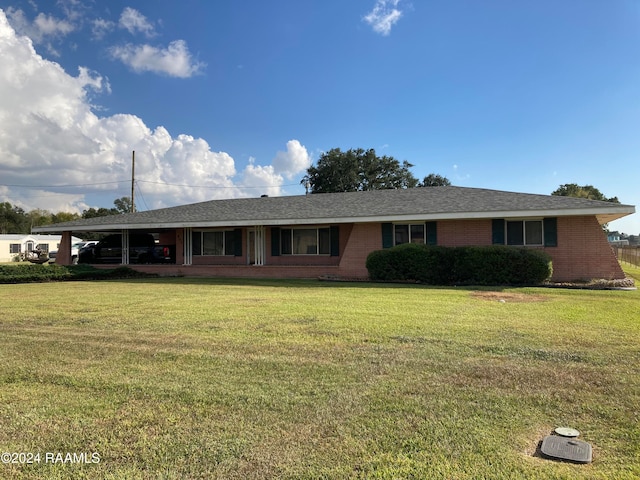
[49,241,98,264]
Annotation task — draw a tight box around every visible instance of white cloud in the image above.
[6,6,205,78]
[56,0,91,23]
[118,7,156,38]
[241,160,284,198]
[92,18,115,40]
[109,40,205,78]
[0,10,298,214]
[363,0,403,36]
[5,7,74,51]
[33,12,74,38]
[272,140,311,180]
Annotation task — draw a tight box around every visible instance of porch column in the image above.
[121,229,130,264]
[182,228,192,265]
[255,226,265,266]
[56,231,73,265]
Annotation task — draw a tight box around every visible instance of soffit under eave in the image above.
[595,212,634,225]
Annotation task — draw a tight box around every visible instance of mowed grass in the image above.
[0,268,639,479]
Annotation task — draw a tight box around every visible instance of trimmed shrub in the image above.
[0,264,72,283]
[0,264,156,284]
[366,244,552,286]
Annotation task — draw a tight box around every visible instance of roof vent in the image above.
[261,194,269,198]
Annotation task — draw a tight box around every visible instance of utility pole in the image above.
[131,150,136,213]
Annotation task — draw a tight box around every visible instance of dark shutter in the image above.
[234,229,243,256]
[381,223,394,248]
[426,221,437,245]
[330,226,340,256]
[271,227,280,256]
[543,217,558,247]
[492,219,505,245]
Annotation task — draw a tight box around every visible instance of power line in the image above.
[1,180,128,188]
[134,181,150,211]
[136,180,301,189]
[2,179,301,190]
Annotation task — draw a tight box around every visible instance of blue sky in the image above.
[0,0,638,233]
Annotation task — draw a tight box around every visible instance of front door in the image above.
[247,227,265,265]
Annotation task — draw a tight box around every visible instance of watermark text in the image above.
[1,451,101,465]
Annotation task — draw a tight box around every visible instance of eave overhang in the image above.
[32,205,636,233]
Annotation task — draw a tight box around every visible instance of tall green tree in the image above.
[82,197,133,218]
[82,207,119,219]
[420,173,451,187]
[52,212,81,223]
[552,184,620,232]
[114,196,133,214]
[0,202,29,234]
[551,184,619,203]
[27,209,54,229]
[303,148,418,193]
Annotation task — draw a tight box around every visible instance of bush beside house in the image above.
[366,244,552,285]
[0,264,156,283]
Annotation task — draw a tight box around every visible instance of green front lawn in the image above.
[0,269,638,479]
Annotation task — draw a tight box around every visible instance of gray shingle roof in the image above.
[33,186,635,232]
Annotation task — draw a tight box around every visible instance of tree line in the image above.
[0,197,132,234]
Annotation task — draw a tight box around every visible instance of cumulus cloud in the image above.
[0,10,306,214]
[242,160,284,198]
[272,140,312,180]
[363,0,403,36]
[109,40,205,78]
[119,7,156,38]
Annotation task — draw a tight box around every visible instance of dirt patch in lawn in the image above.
[470,291,549,303]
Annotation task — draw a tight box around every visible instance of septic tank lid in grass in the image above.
[541,435,592,463]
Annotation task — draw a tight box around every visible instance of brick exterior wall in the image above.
[438,219,493,246]
[547,216,625,281]
[91,216,625,282]
[335,223,382,278]
[434,217,623,281]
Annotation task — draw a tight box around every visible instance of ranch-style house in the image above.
[33,186,635,282]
